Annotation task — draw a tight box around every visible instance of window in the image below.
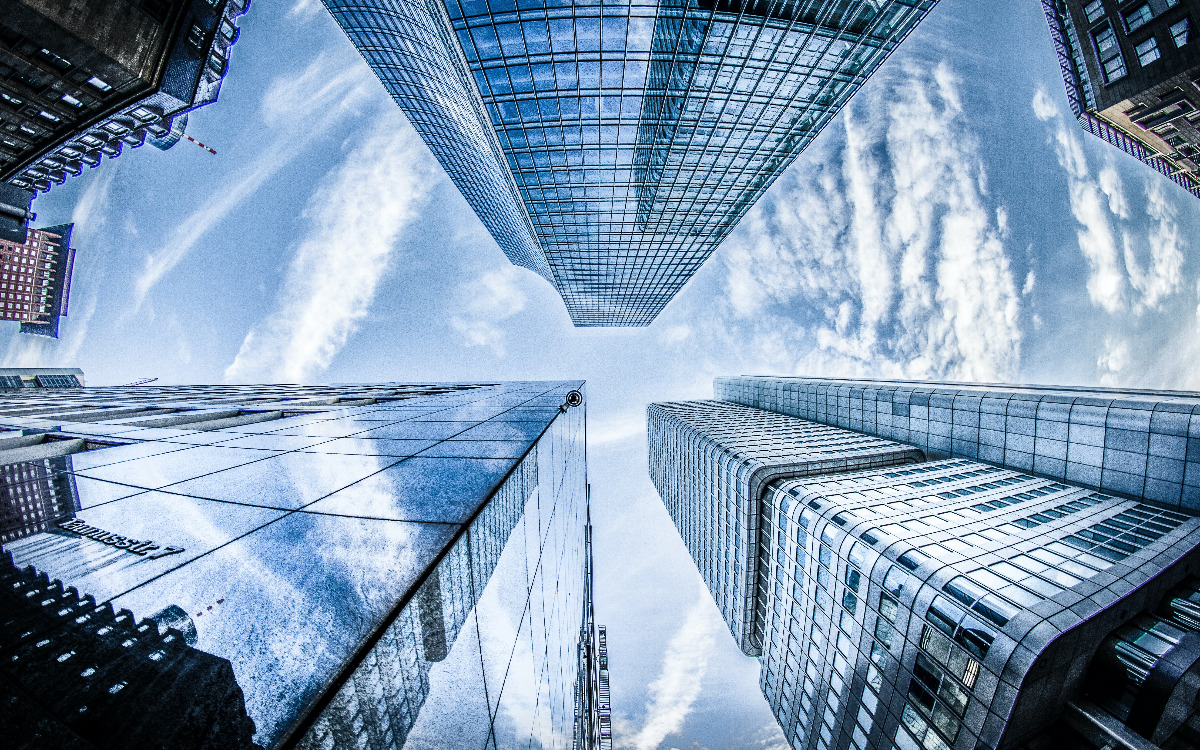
[187,24,206,50]
[1136,36,1161,65]
[899,549,927,571]
[926,596,996,659]
[1093,23,1127,81]
[1,92,22,106]
[1084,0,1106,23]
[943,576,1020,627]
[86,76,111,92]
[60,93,82,108]
[1170,18,1191,47]
[1124,4,1153,32]
[38,48,72,70]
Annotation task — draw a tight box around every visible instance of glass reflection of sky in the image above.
[311,398,588,749]
[324,0,936,325]
[0,381,587,749]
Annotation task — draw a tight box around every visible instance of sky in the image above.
[5,1,1200,748]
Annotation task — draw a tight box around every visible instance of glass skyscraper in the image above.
[649,378,1200,750]
[0,380,597,750]
[322,0,938,326]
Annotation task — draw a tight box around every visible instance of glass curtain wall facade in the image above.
[322,0,938,326]
[0,380,590,750]
[649,380,1200,750]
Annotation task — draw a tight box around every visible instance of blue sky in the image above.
[5,1,1200,748]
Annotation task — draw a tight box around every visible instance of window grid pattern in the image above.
[647,399,922,656]
[754,457,1198,750]
[3,0,249,194]
[1170,16,1191,45]
[0,226,64,324]
[1,380,590,749]
[1134,34,1162,64]
[715,376,1200,510]
[652,385,1200,750]
[325,0,937,326]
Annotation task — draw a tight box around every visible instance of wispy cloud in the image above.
[1096,335,1131,386]
[625,585,719,750]
[1032,88,1188,315]
[131,53,379,313]
[224,116,435,383]
[287,0,323,21]
[590,413,645,447]
[719,60,1021,382]
[1031,89,1126,312]
[1125,177,1184,312]
[448,266,529,356]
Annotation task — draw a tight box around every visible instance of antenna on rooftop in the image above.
[183,135,216,155]
[121,377,158,386]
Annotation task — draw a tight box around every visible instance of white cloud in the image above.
[132,54,379,313]
[1124,177,1184,312]
[1098,164,1129,219]
[1031,88,1059,121]
[448,266,529,356]
[224,117,435,383]
[625,585,720,750]
[70,165,119,234]
[590,413,646,447]
[1097,336,1131,386]
[1032,89,1190,316]
[1,293,98,370]
[658,324,692,346]
[287,0,323,21]
[1038,98,1126,312]
[718,61,1022,383]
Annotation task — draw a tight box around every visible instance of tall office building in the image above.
[1,0,249,195]
[0,380,593,750]
[715,376,1200,509]
[0,454,79,543]
[323,0,938,326]
[1041,0,1200,199]
[575,508,612,750]
[649,378,1200,750]
[0,223,74,337]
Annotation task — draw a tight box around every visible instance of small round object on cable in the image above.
[564,390,583,408]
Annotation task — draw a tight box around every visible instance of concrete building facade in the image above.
[1,0,249,195]
[1041,0,1200,198]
